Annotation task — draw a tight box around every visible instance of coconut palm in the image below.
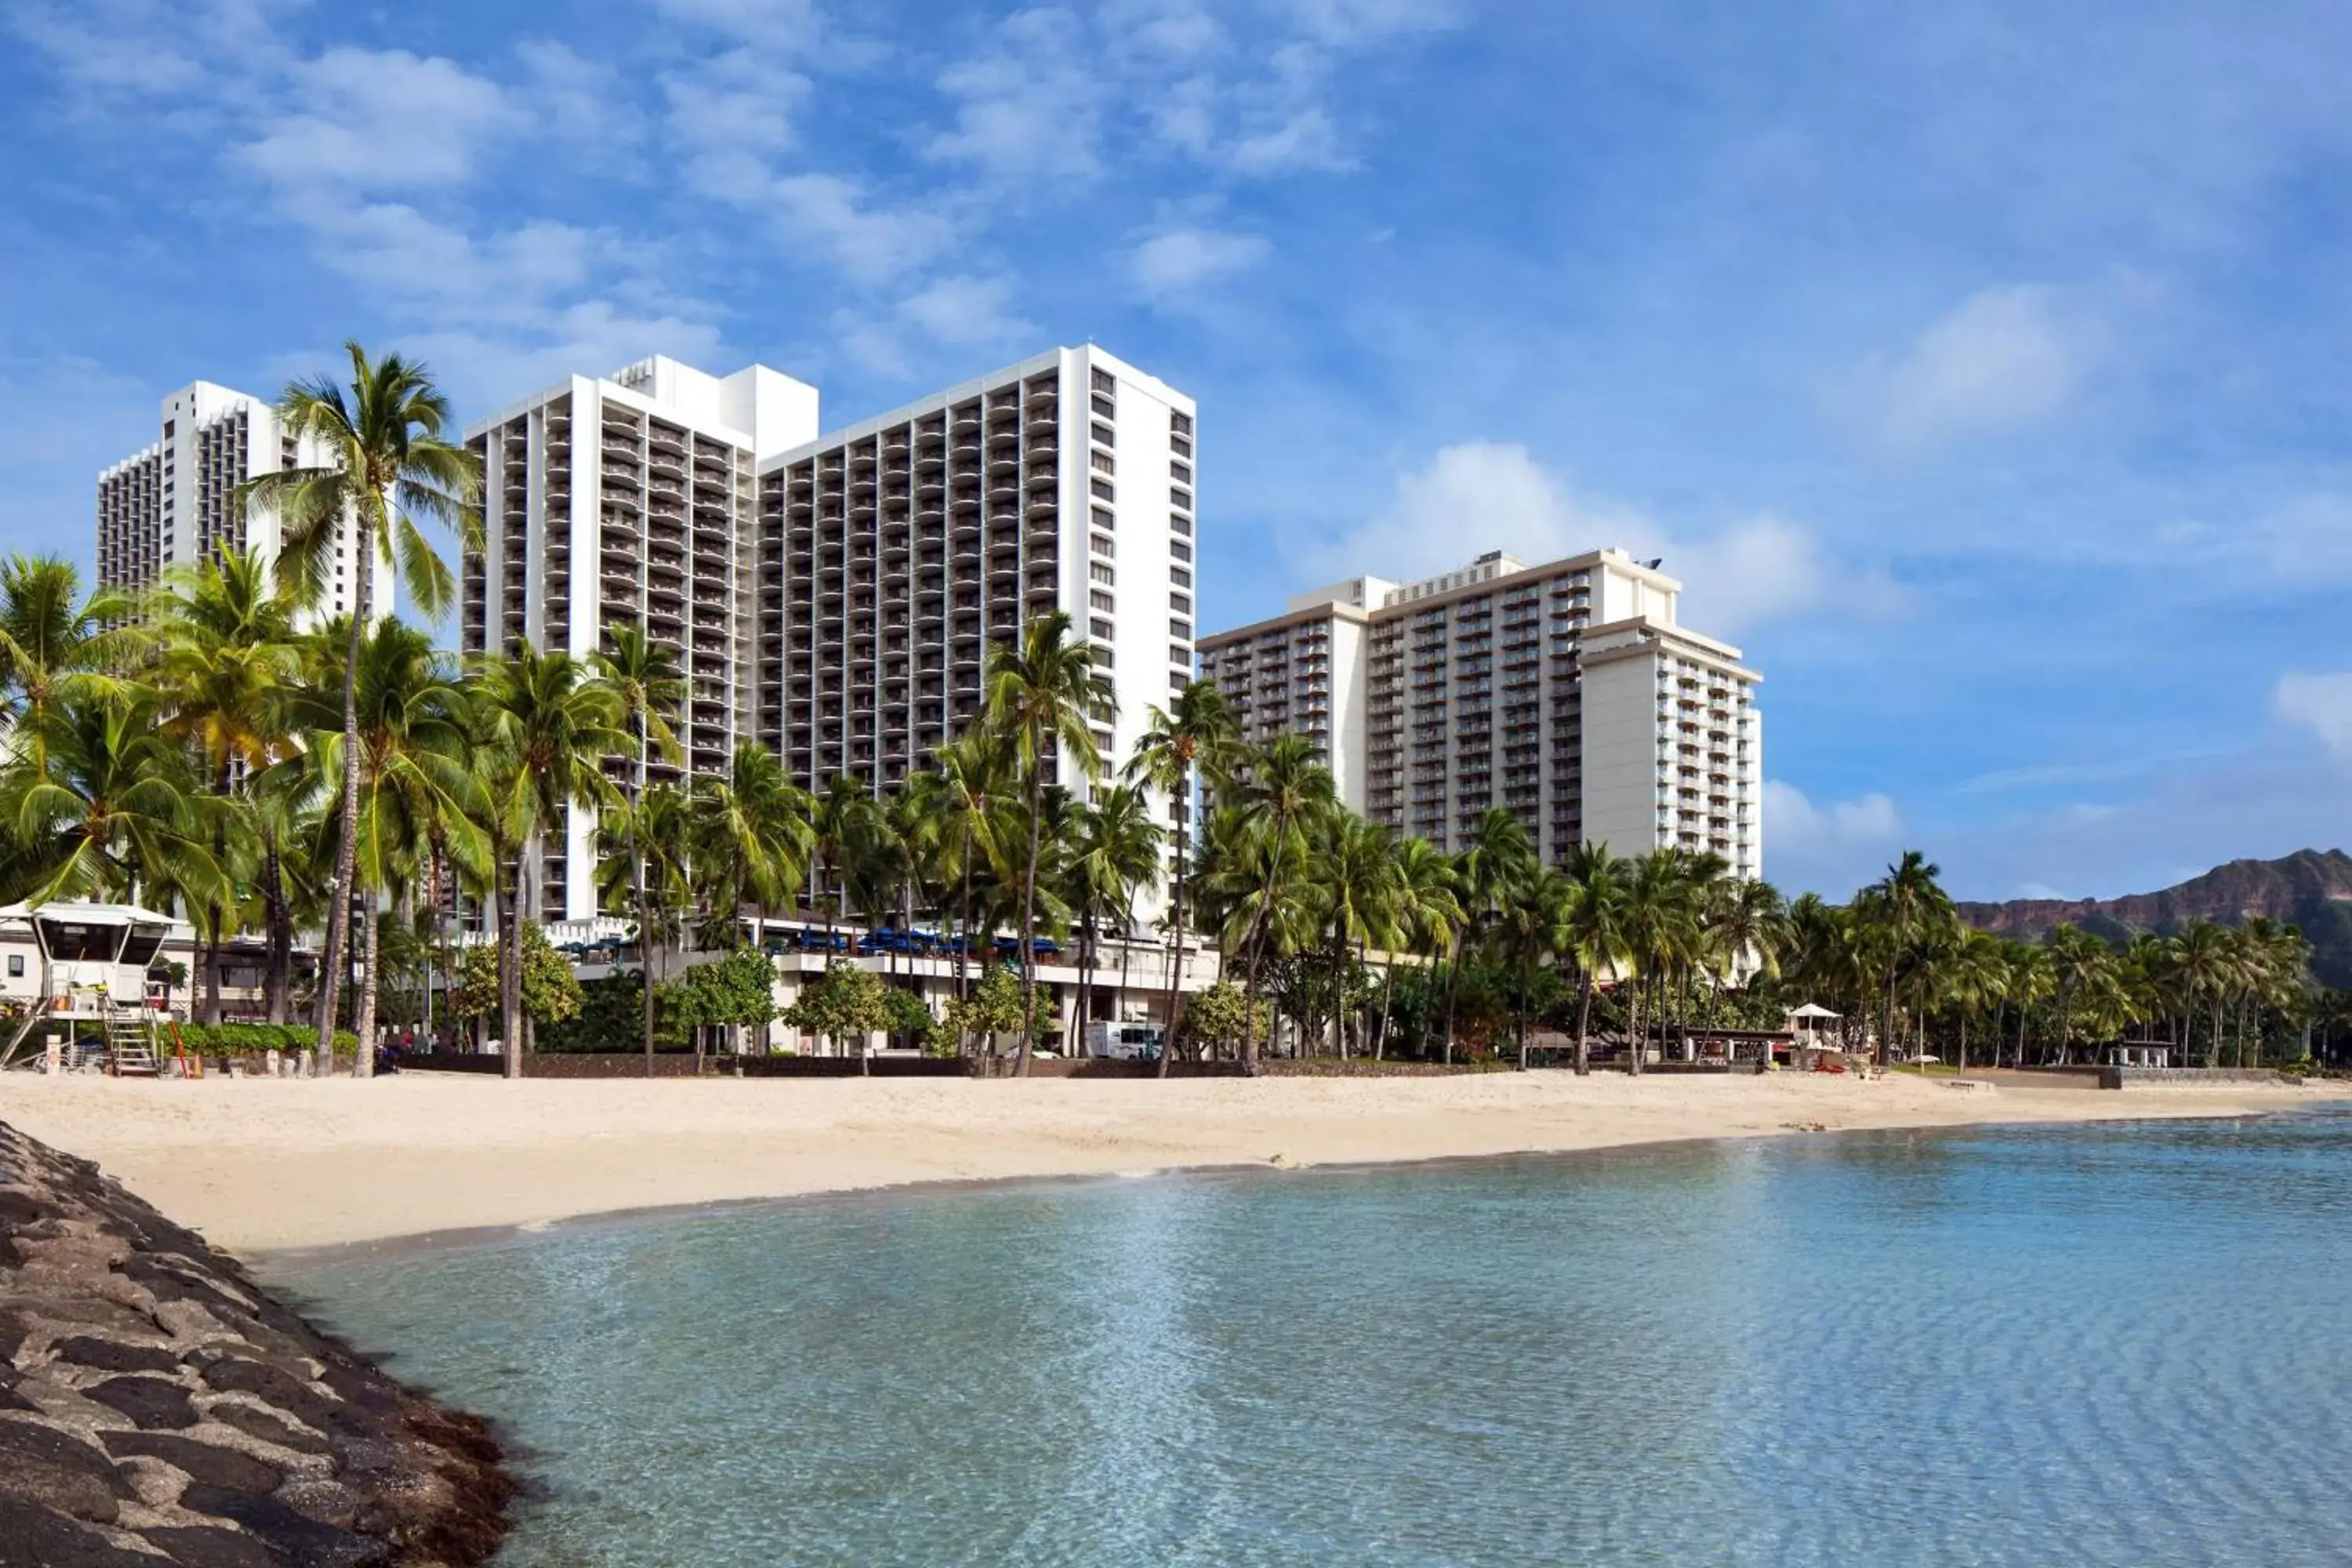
[1123,679,1243,1061]
[1067,783,1163,1041]
[1446,808,1536,1063]
[1943,928,2010,1072]
[984,613,1112,1075]
[591,625,684,1071]
[2043,924,2117,1066]
[0,556,141,750]
[1221,735,1336,1071]
[1316,811,1401,1057]
[810,773,884,946]
[151,551,302,1023]
[296,622,488,1073]
[1557,844,1632,1075]
[472,641,627,1076]
[930,733,1013,1013]
[1488,863,1567,1070]
[1855,851,1955,1066]
[1380,836,1462,1060]
[242,344,481,1065]
[0,688,224,912]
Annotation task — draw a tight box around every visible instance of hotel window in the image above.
[1170,514,1191,537]
[1092,368,1117,395]
[1091,562,1116,586]
[1170,591,1191,613]
[1091,422,1116,448]
[1171,567,1192,589]
[1091,616,1115,640]
[1091,394,1116,419]
[1171,411,1192,437]
[1171,434,1192,458]
[1171,461,1192,484]
[1090,450,1115,476]
[1091,532,1115,557]
[1171,540,1192,563]
[1091,505,1115,531]
[1171,618,1192,639]
[1091,479,1114,502]
[1171,487,1192,510]
[1091,590,1115,613]
[1171,643,1192,662]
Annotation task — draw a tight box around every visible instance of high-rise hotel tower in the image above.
[96,380,385,622]
[460,347,1196,921]
[1199,549,1762,879]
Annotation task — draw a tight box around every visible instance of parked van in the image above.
[1085,1022,1163,1061]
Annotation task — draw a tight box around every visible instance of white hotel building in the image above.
[97,380,383,622]
[462,347,1196,922]
[1199,549,1762,878]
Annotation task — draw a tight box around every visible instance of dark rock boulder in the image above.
[0,1120,512,1565]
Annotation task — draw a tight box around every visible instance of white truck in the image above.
[1084,1021,1164,1061]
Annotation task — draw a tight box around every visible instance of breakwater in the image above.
[0,1120,514,1564]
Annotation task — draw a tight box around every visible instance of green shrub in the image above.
[162,1023,360,1059]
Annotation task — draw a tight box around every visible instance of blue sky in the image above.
[5,0,2348,902]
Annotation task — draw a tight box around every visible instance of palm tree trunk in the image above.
[637,716,654,1076]
[1017,764,1043,1077]
[502,831,530,1080]
[354,886,382,1078]
[1574,970,1595,1076]
[263,836,292,1026]
[1440,931,1461,1067]
[314,510,371,1071]
[1157,848,1185,1079]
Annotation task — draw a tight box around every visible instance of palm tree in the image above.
[1316,812,1400,1057]
[591,625,683,1073]
[1557,844,1632,1075]
[2044,924,2115,1066]
[2004,942,2055,1066]
[1702,875,1787,1053]
[1856,851,1955,1066]
[2170,920,2236,1068]
[1943,928,2010,1073]
[691,743,812,1059]
[301,622,488,1074]
[984,613,1111,1076]
[151,551,301,1025]
[242,344,481,1066]
[0,556,140,753]
[1489,863,1567,1070]
[473,642,626,1076]
[931,734,1012,1018]
[1221,735,1336,1070]
[810,774,884,948]
[1382,836,1462,1060]
[1068,784,1162,1044]
[1446,808,1535,1063]
[0,688,224,912]
[1123,679,1242,1065]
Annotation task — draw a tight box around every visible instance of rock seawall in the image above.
[0,1120,513,1566]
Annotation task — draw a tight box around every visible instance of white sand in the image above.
[2,1071,2335,1255]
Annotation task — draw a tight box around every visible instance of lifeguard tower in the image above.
[0,901,174,1075]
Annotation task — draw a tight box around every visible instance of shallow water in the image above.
[280,1112,2352,1566]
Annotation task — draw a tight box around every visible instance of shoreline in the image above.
[5,1072,2339,1261]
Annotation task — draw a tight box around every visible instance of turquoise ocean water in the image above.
[279,1110,2352,1566]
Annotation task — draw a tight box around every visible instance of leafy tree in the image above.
[1174,980,1269,1058]
[783,956,891,1065]
[451,923,582,1033]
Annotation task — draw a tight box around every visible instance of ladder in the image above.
[105,1007,159,1077]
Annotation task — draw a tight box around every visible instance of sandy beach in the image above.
[2,1069,2336,1256]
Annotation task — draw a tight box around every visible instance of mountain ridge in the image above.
[1955,848,2352,989]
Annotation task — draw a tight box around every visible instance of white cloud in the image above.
[243,48,519,191]
[1763,781,1907,898]
[898,275,1033,348]
[1292,442,1904,637]
[648,0,822,49]
[771,173,955,280]
[1286,0,1460,43]
[1131,227,1270,298]
[1859,285,2094,454]
[663,47,805,175]
[2274,671,2352,766]
[927,9,1103,183]
[2255,492,2352,584]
